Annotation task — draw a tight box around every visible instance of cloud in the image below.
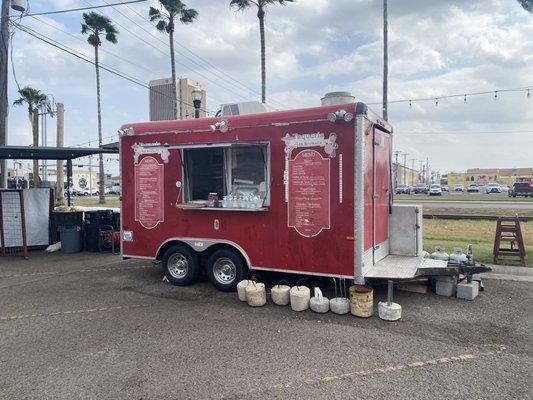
[5,0,533,174]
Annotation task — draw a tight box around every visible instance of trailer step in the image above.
[365,255,447,280]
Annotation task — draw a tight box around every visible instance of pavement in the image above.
[0,252,531,399]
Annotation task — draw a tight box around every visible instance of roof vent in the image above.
[321,91,355,106]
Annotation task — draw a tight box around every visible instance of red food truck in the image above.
[120,102,437,292]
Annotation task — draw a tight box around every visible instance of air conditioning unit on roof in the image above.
[220,101,274,117]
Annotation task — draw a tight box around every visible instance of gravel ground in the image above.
[0,252,531,399]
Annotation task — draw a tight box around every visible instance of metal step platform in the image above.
[364,255,448,280]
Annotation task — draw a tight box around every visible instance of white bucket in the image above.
[290,286,310,312]
[271,284,291,306]
[237,280,252,302]
[245,282,266,307]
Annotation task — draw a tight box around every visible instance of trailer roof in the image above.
[0,146,118,160]
[120,102,392,135]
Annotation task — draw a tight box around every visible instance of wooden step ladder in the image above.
[493,216,526,266]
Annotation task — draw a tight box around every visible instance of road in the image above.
[397,199,533,210]
[0,252,531,399]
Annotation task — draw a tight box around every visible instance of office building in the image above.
[149,77,207,121]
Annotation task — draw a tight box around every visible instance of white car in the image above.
[486,183,502,194]
[76,188,100,196]
[429,184,443,196]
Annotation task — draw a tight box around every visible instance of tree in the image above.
[230,0,294,104]
[13,86,47,188]
[149,1,198,120]
[81,12,118,204]
[517,0,532,12]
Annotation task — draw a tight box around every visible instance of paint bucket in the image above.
[271,284,291,306]
[245,282,266,307]
[349,285,374,317]
[290,286,310,312]
[237,280,252,302]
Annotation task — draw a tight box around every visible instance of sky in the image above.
[6,0,533,176]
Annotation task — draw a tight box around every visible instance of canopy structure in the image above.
[0,146,119,206]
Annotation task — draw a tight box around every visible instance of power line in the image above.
[368,86,532,106]
[82,0,262,107]
[14,22,215,114]
[399,129,533,135]
[106,0,287,109]
[121,0,286,109]
[25,0,148,17]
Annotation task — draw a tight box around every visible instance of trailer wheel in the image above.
[162,245,199,286]
[207,249,246,292]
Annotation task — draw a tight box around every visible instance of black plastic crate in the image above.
[53,211,84,226]
[84,210,113,226]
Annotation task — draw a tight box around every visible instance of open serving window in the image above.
[181,142,270,210]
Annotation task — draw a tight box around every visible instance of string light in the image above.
[528,89,531,98]
[435,98,439,107]
[464,94,467,103]
[409,100,412,108]
[494,91,498,100]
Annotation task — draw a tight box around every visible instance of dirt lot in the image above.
[0,252,531,399]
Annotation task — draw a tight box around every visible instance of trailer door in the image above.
[373,127,391,263]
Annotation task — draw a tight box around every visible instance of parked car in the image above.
[442,185,449,192]
[395,184,411,194]
[76,188,99,196]
[508,182,533,198]
[429,184,443,196]
[108,185,121,195]
[411,183,428,194]
[454,184,464,192]
[485,182,502,194]
[467,184,479,193]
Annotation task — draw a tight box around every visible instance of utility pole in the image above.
[402,153,408,185]
[418,160,424,183]
[382,0,388,121]
[56,103,64,201]
[0,0,9,188]
[410,158,416,186]
[393,150,400,187]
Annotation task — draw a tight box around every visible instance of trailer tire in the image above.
[207,249,246,292]
[162,245,200,286]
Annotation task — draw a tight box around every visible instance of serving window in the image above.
[182,143,269,209]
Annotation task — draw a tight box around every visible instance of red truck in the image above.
[508,181,533,198]
[119,102,438,291]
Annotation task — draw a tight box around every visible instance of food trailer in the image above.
[120,102,446,292]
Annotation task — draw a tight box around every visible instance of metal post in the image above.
[402,153,408,185]
[382,0,388,121]
[56,103,64,201]
[0,0,9,189]
[410,158,416,186]
[66,159,72,206]
[354,114,365,285]
[387,280,393,306]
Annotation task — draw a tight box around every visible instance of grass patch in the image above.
[423,207,533,217]
[423,219,533,267]
[69,196,121,209]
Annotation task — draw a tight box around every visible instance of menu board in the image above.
[288,149,330,237]
[134,156,164,229]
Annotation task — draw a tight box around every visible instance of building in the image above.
[441,168,533,187]
[465,168,533,186]
[7,165,99,190]
[149,77,207,121]
[393,162,421,186]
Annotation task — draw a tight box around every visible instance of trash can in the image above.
[59,225,83,253]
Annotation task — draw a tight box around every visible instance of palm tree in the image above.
[13,86,47,188]
[81,12,118,204]
[230,0,294,104]
[149,1,198,120]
